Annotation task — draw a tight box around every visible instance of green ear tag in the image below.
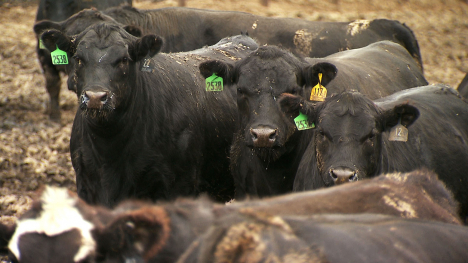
[51,46,68,65]
[206,73,223,91]
[39,39,45,49]
[294,112,315,131]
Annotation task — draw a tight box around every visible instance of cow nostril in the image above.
[330,170,338,180]
[349,173,358,182]
[250,129,258,139]
[269,129,278,140]
[100,93,108,102]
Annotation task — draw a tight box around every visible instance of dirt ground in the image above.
[0,0,467,226]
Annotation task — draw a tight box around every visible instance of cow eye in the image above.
[74,56,82,66]
[122,57,128,63]
[362,132,376,143]
[318,129,325,137]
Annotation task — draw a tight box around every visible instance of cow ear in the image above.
[124,25,142,37]
[95,206,170,262]
[381,104,420,130]
[303,62,338,87]
[41,29,75,54]
[199,60,236,85]
[279,93,318,120]
[33,20,62,35]
[130,35,163,62]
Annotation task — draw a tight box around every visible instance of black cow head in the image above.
[199,46,336,161]
[40,22,161,121]
[280,91,419,187]
[34,8,142,38]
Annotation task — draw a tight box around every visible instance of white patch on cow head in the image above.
[8,186,96,262]
[382,195,417,218]
[347,20,370,36]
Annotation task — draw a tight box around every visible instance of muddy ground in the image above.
[0,0,467,226]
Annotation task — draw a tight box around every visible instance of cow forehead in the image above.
[78,29,128,52]
[319,98,378,135]
[8,186,96,262]
[237,60,298,91]
[320,113,376,138]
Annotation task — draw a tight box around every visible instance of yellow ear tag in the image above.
[310,73,327,102]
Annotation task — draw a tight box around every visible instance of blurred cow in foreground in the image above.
[0,169,462,263]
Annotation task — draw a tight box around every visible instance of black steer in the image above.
[199,41,427,199]
[284,84,468,222]
[34,6,423,119]
[177,213,468,263]
[41,23,258,206]
[35,0,132,121]
[1,169,461,263]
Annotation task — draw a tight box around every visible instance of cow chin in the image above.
[252,146,285,162]
[80,103,115,120]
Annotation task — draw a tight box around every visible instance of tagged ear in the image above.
[303,62,338,87]
[130,35,163,62]
[381,104,420,130]
[278,93,318,118]
[95,206,171,262]
[40,29,75,53]
[199,60,235,84]
[33,20,62,35]
[124,25,142,37]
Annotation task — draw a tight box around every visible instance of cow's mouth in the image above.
[79,91,115,119]
[252,146,285,162]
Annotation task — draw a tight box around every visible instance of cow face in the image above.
[280,91,419,186]
[6,187,173,263]
[34,9,142,39]
[6,186,100,263]
[40,23,161,120]
[200,47,335,161]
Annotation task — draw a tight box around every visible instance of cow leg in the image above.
[38,48,61,121]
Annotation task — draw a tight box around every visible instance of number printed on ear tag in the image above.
[310,72,327,102]
[140,55,154,72]
[51,46,68,65]
[389,123,408,142]
[294,112,315,131]
[205,73,223,91]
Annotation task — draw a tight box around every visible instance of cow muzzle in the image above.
[250,127,278,148]
[81,90,110,110]
[329,167,358,185]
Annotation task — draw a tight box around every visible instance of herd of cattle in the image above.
[1,0,468,262]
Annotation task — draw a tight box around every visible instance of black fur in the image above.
[42,23,258,206]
